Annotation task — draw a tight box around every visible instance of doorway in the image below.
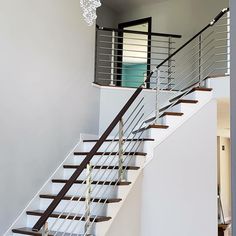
[217,98,232,236]
[117,17,152,88]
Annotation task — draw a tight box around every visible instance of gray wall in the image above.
[97,4,119,28]
[0,0,100,234]
[230,0,236,235]
[117,0,228,45]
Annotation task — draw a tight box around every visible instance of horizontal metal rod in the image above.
[98,40,175,49]
[215,38,230,41]
[97,65,175,73]
[215,24,230,27]
[98,47,171,55]
[215,30,230,34]
[96,77,174,83]
[214,67,230,70]
[215,45,230,49]
[215,52,229,56]
[98,59,173,67]
[98,53,175,61]
[215,59,230,63]
[97,71,174,79]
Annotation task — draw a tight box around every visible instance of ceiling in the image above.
[102,0,166,13]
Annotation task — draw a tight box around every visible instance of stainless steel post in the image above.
[118,118,125,181]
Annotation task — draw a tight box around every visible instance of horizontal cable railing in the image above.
[94,25,182,89]
[32,8,230,235]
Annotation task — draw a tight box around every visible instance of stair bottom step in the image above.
[12,227,88,236]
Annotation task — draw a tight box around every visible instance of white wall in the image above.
[106,100,217,236]
[98,85,177,135]
[105,173,143,236]
[0,1,100,234]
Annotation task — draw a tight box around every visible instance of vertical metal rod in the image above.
[110,30,115,86]
[227,11,230,75]
[42,222,49,236]
[155,70,160,124]
[85,163,92,235]
[118,118,125,181]
[168,37,172,89]
[198,34,202,86]
[94,27,98,84]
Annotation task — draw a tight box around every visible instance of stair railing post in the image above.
[110,30,115,86]
[118,118,125,181]
[167,36,172,90]
[42,222,49,236]
[155,69,160,124]
[84,162,92,235]
[227,10,230,75]
[198,34,202,87]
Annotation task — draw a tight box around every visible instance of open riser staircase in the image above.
[10,87,214,236]
[5,8,230,236]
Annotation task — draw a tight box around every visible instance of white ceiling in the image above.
[101,0,166,13]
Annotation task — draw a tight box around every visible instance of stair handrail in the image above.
[32,7,229,232]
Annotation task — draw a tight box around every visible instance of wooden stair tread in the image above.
[160,99,198,112]
[176,99,198,104]
[12,227,80,236]
[74,151,147,156]
[133,124,169,134]
[40,194,122,203]
[52,179,131,186]
[83,138,154,142]
[145,112,183,123]
[26,210,111,222]
[161,111,184,117]
[191,87,212,92]
[169,87,212,103]
[148,124,169,129]
[63,164,140,170]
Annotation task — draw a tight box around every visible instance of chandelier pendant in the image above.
[80,0,101,26]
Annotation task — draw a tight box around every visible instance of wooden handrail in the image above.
[32,86,144,231]
[96,25,182,39]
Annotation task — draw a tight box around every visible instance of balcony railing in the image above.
[94,26,182,89]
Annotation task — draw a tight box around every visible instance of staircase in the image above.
[6,8,230,236]
[11,87,213,236]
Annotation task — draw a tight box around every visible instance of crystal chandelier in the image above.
[80,0,101,26]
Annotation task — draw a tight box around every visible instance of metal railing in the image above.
[32,8,230,235]
[94,26,182,89]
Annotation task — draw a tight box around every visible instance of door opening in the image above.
[117,17,152,88]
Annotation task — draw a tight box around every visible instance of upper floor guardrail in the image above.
[94,25,182,89]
